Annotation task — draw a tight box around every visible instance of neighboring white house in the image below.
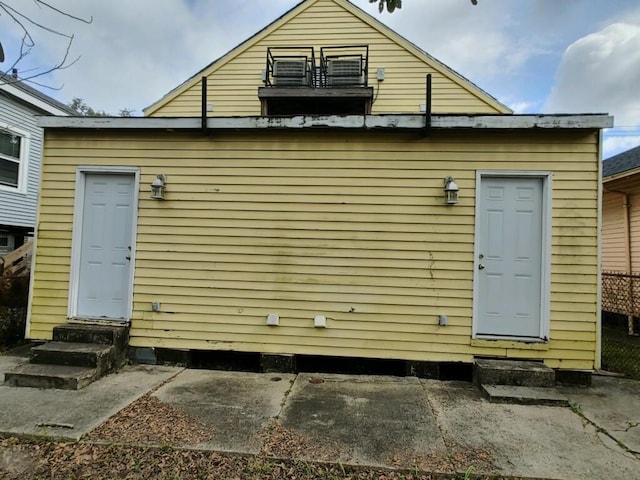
[0,74,75,255]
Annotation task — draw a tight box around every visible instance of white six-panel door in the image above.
[75,173,135,320]
[475,175,546,339]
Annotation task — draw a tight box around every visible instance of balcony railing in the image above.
[264,45,369,89]
[265,47,316,88]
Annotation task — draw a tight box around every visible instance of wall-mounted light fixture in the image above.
[151,174,167,200]
[443,176,459,205]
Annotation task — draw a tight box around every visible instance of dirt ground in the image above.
[0,375,512,480]
[0,436,518,480]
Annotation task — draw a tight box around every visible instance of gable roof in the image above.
[603,144,640,179]
[0,74,75,116]
[144,0,511,116]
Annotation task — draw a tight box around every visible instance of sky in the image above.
[1,0,639,158]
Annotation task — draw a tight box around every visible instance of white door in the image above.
[475,176,545,338]
[76,173,135,320]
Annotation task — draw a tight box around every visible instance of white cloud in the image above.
[363,0,541,81]
[507,100,539,114]
[544,22,640,127]
[603,134,640,159]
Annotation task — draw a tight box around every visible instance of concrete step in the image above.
[53,324,129,348]
[4,364,98,390]
[481,384,569,407]
[30,342,115,374]
[474,359,555,388]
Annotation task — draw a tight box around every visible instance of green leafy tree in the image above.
[369,0,402,14]
[69,97,135,117]
[68,97,108,117]
[370,0,477,13]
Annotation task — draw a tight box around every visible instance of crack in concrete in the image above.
[616,421,640,433]
[594,430,639,461]
[418,381,499,474]
[418,381,456,472]
[568,406,640,458]
[273,374,297,421]
[257,374,298,455]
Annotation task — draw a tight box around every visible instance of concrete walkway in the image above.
[1,352,639,480]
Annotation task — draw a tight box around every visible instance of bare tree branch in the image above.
[1,2,73,39]
[34,0,93,25]
[0,0,92,87]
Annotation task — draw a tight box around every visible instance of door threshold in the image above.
[472,336,549,350]
[475,335,546,342]
[68,318,131,327]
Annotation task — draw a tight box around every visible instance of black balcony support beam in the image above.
[425,73,432,136]
[201,76,207,131]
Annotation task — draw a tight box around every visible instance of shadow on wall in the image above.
[0,276,29,350]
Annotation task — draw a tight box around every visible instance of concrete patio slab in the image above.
[152,369,295,454]
[424,379,639,480]
[2,351,640,480]
[0,354,182,441]
[559,375,640,454]
[278,373,448,469]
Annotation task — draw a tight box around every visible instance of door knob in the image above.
[478,263,485,270]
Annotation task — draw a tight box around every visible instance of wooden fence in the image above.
[0,239,33,278]
[601,271,640,335]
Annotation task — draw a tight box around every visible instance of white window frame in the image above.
[0,232,14,254]
[0,123,30,194]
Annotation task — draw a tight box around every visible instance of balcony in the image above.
[259,46,374,116]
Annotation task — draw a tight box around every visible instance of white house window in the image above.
[0,129,23,189]
[0,233,14,255]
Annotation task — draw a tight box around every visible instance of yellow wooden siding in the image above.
[631,192,640,273]
[602,191,627,272]
[29,129,599,369]
[149,0,504,117]
[602,171,640,274]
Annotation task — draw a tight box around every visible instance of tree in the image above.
[369,0,402,14]
[0,1,92,85]
[68,97,108,117]
[69,98,135,117]
[370,0,477,13]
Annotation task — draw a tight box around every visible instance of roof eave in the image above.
[0,78,75,116]
[604,166,640,184]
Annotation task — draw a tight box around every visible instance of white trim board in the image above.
[1,83,73,116]
[38,114,614,130]
[596,131,604,369]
